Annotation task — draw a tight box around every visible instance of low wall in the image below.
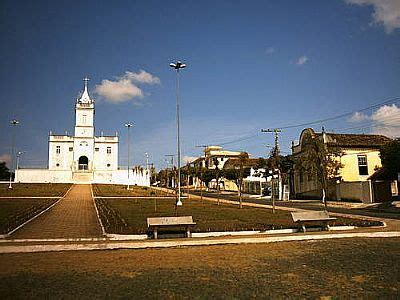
[337,181,372,204]
[16,169,73,183]
[111,170,150,186]
[16,169,150,186]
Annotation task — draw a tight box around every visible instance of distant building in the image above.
[191,146,245,169]
[16,79,149,185]
[189,146,247,190]
[291,128,391,203]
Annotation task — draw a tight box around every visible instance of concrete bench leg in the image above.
[154,227,158,239]
[186,227,191,238]
[324,222,330,231]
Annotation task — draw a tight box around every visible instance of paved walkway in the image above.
[11,185,102,239]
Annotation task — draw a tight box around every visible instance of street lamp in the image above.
[145,152,150,185]
[16,151,24,182]
[125,123,133,190]
[169,60,187,206]
[9,119,19,189]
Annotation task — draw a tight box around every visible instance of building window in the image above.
[69,147,73,152]
[299,171,304,183]
[358,155,368,175]
[107,147,111,154]
[95,147,99,152]
[82,114,87,124]
[107,163,111,167]
[56,146,61,154]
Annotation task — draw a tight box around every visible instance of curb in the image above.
[1,231,399,254]
[91,185,106,236]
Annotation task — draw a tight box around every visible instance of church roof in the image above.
[77,77,93,103]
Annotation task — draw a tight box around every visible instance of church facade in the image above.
[16,79,150,185]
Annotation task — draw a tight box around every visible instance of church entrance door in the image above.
[78,156,89,171]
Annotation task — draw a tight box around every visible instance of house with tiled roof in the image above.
[291,128,392,203]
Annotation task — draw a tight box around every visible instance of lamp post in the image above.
[15,151,24,182]
[9,119,19,189]
[125,123,133,190]
[145,152,150,185]
[145,152,149,171]
[169,60,187,206]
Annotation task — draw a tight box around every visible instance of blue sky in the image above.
[1,0,399,169]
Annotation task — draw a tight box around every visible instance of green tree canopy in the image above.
[0,162,10,181]
[371,139,400,180]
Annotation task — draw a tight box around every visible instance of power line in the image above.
[278,96,400,130]
[197,96,400,148]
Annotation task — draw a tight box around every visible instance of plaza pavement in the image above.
[11,184,102,239]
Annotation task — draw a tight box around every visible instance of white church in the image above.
[16,78,150,186]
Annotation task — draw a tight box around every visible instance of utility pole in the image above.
[165,154,174,189]
[195,145,209,201]
[261,128,282,213]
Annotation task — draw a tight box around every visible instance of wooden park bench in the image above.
[291,211,336,232]
[147,216,196,239]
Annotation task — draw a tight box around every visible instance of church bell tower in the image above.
[73,77,95,172]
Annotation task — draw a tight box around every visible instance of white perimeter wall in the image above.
[16,169,73,183]
[16,168,150,186]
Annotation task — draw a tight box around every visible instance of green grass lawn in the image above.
[92,184,170,197]
[0,198,58,234]
[96,198,382,235]
[0,183,71,197]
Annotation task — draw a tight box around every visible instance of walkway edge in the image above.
[1,231,399,254]
[91,185,106,236]
[3,185,74,238]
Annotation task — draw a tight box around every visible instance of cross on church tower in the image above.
[83,76,90,89]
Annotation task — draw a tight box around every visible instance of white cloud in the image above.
[265,47,275,55]
[350,111,370,122]
[0,154,11,167]
[348,104,400,137]
[346,0,400,33]
[295,55,308,66]
[95,70,160,104]
[371,104,400,137]
[124,70,161,85]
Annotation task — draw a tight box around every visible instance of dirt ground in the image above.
[0,238,399,299]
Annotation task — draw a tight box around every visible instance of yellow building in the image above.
[292,128,391,203]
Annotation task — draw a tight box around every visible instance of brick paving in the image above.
[11,185,102,239]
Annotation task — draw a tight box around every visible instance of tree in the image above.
[380,139,400,179]
[223,157,251,209]
[0,162,10,181]
[213,157,222,205]
[255,157,267,169]
[198,168,215,190]
[295,130,343,209]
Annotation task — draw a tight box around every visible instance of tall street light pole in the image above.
[16,151,24,182]
[9,119,19,189]
[145,152,150,185]
[125,123,133,190]
[170,60,187,206]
